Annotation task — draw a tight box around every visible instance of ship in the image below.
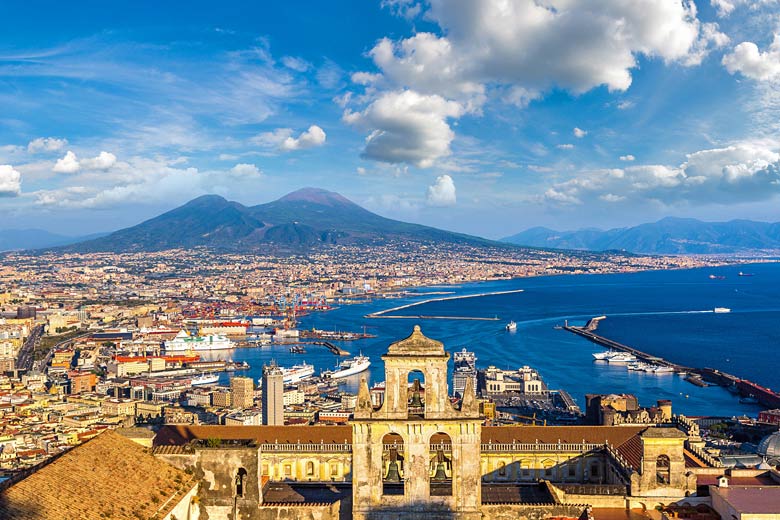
[505,321,517,332]
[607,352,637,363]
[279,362,315,384]
[738,272,754,277]
[739,395,759,404]
[650,365,674,374]
[191,373,219,386]
[164,330,234,352]
[592,350,617,360]
[322,355,371,380]
[709,274,726,280]
[714,307,731,313]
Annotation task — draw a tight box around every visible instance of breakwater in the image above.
[365,289,524,320]
[564,317,780,409]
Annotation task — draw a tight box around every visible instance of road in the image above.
[15,324,44,372]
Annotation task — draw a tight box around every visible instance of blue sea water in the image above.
[215,262,780,418]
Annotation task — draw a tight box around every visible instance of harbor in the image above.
[563,316,780,409]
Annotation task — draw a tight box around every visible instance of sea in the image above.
[210,261,780,418]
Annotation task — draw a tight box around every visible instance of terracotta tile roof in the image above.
[614,435,643,470]
[0,430,194,520]
[154,424,354,446]
[481,425,647,446]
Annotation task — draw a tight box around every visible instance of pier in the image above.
[365,289,523,320]
[563,317,780,409]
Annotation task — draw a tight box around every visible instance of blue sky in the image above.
[2,0,780,238]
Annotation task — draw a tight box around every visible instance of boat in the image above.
[739,395,759,404]
[627,362,650,371]
[279,362,315,384]
[506,321,517,332]
[164,330,234,352]
[592,350,617,360]
[738,272,754,277]
[727,383,740,395]
[322,354,371,380]
[651,366,674,374]
[191,373,219,386]
[607,353,637,363]
[289,345,306,354]
[709,274,726,280]
[714,307,731,313]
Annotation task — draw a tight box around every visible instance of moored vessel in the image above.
[191,373,219,386]
[278,362,315,384]
[323,355,371,380]
[164,330,234,352]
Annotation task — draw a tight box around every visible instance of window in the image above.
[498,461,506,476]
[284,464,292,477]
[306,461,315,477]
[591,463,599,477]
[262,464,269,476]
[330,463,339,477]
[235,467,248,497]
[656,455,670,484]
[568,465,576,477]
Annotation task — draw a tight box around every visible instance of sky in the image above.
[2,0,780,239]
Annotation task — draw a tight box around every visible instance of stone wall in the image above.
[480,503,588,520]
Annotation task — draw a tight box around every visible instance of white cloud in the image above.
[426,174,457,206]
[711,0,780,17]
[27,137,67,154]
[557,144,575,150]
[280,125,327,151]
[281,56,311,72]
[723,35,780,81]
[0,165,21,196]
[620,154,636,161]
[229,163,262,177]
[573,127,587,138]
[81,151,117,170]
[544,142,780,206]
[381,0,422,20]
[344,90,463,167]
[53,151,80,173]
[617,100,635,110]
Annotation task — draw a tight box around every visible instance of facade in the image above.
[231,376,255,409]
[262,364,284,425]
[152,326,720,520]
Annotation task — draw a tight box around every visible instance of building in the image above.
[585,394,671,426]
[482,365,547,395]
[452,348,477,398]
[758,408,780,426]
[153,326,720,519]
[231,376,254,409]
[261,363,284,425]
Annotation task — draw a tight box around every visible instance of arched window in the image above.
[430,432,452,496]
[382,433,404,495]
[656,455,670,484]
[407,371,425,417]
[306,461,315,478]
[235,467,248,497]
[498,461,507,476]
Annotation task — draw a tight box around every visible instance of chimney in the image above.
[717,475,728,488]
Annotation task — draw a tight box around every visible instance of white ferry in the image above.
[592,350,616,360]
[191,373,219,386]
[714,307,731,313]
[505,321,517,332]
[322,355,371,380]
[607,352,637,363]
[279,362,315,384]
[164,330,234,352]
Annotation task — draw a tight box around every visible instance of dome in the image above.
[757,431,780,458]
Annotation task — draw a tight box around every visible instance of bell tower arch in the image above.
[352,325,482,520]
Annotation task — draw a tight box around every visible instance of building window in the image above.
[306,461,315,477]
[330,463,339,477]
[591,463,599,477]
[284,464,292,477]
[656,455,670,484]
[498,461,506,476]
[262,464,269,476]
[568,465,576,477]
[236,467,248,497]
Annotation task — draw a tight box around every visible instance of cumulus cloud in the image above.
[81,151,117,170]
[0,165,21,196]
[543,142,780,206]
[280,125,327,151]
[53,151,80,173]
[344,90,463,167]
[573,127,587,138]
[426,174,457,206]
[723,35,780,81]
[229,163,262,177]
[27,137,68,154]
[620,154,636,161]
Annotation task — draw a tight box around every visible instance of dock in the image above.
[563,317,780,408]
[365,289,523,320]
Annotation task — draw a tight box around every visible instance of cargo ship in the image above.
[322,355,371,380]
[164,330,234,352]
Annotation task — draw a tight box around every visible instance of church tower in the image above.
[351,325,482,520]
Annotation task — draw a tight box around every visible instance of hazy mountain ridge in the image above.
[502,217,780,254]
[0,229,107,252]
[60,188,500,253]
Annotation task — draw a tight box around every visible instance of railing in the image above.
[481,442,601,452]
[259,443,352,452]
[685,442,723,468]
[604,444,634,480]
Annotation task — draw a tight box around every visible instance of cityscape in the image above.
[2,1,780,519]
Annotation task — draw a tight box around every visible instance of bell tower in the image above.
[352,326,482,520]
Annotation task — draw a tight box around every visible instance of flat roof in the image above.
[712,485,780,513]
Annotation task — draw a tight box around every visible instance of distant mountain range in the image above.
[501,217,780,254]
[57,188,498,253]
[0,229,107,252]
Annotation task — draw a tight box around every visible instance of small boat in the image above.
[651,366,674,374]
[506,321,517,332]
[289,345,306,354]
[714,307,731,313]
[727,384,740,395]
[709,274,726,280]
[739,395,759,404]
[738,272,754,277]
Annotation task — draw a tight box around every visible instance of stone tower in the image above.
[352,325,482,520]
[632,427,696,498]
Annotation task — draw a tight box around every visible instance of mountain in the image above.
[65,188,498,252]
[0,229,108,252]
[501,217,780,255]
